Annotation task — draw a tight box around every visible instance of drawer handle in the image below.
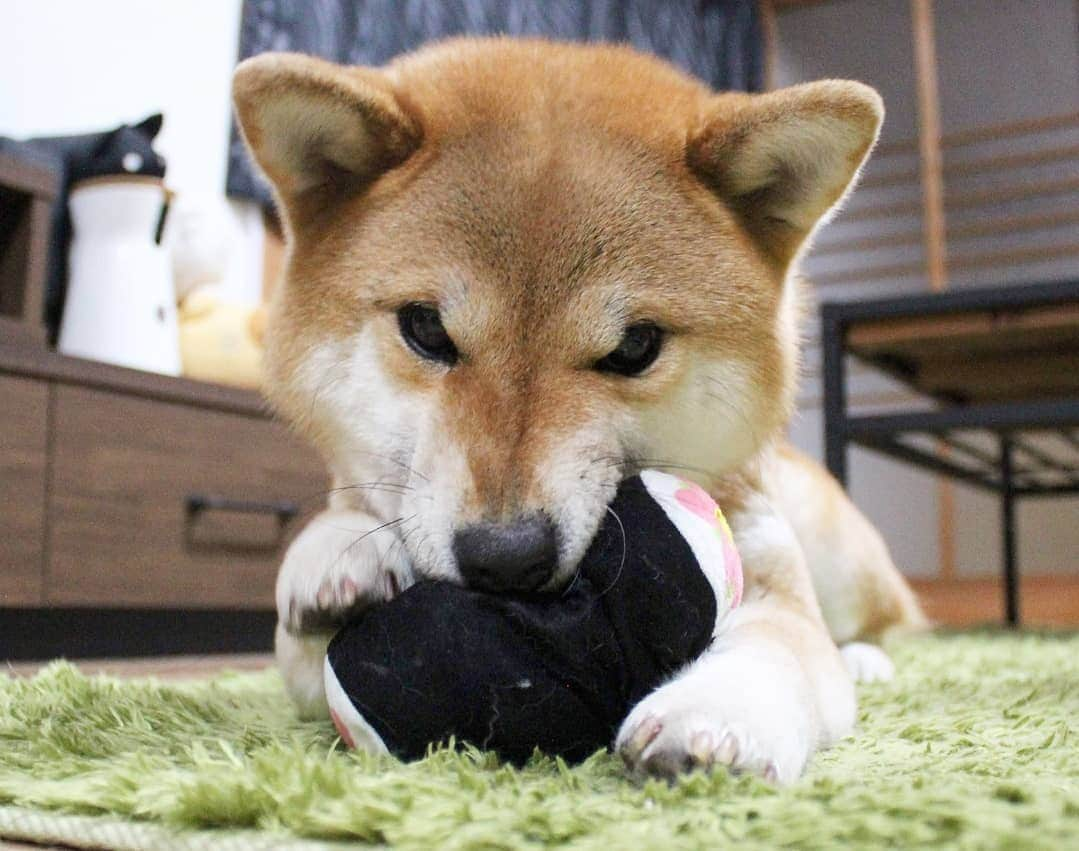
[184,494,300,527]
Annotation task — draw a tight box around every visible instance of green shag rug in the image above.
[1,632,1077,850]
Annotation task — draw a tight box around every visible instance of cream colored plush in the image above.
[167,194,266,388]
[178,285,265,389]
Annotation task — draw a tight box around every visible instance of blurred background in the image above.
[1,0,1076,659]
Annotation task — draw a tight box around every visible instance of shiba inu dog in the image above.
[232,37,924,784]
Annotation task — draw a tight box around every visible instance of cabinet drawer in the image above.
[48,384,327,608]
[0,374,47,605]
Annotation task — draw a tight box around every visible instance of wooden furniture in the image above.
[0,338,328,653]
[821,280,1079,625]
[0,151,58,345]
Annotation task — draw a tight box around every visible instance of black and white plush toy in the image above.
[324,470,743,764]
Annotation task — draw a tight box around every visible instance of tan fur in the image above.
[767,443,927,641]
[233,37,924,779]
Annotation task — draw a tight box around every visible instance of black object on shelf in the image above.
[0,149,59,345]
[0,114,167,343]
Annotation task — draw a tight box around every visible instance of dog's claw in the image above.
[714,732,738,766]
[615,667,811,785]
[287,571,401,635]
[620,715,662,764]
[689,730,714,766]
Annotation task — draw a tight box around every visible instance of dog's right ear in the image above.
[232,53,421,213]
[687,81,883,269]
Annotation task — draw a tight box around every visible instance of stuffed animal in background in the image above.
[176,288,266,388]
[324,471,743,764]
[169,196,265,389]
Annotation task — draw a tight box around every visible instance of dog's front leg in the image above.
[616,490,855,783]
[275,508,413,718]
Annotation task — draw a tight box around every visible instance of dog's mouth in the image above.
[392,445,628,596]
[398,515,591,597]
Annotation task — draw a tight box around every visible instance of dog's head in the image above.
[234,39,881,592]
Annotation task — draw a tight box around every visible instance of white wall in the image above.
[775,0,918,146]
[935,0,1079,292]
[1,0,265,304]
[935,0,1079,135]
[1,0,243,197]
[777,0,1079,297]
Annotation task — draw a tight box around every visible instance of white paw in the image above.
[275,623,332,719]
[615,646,815,784]
[276,509,413,634]
[840,642,895,683]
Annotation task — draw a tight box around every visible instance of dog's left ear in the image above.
[688,80,883,267]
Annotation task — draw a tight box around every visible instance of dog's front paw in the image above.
[840,642,895,683]
[276,509,412,634]
[615,649,817,784]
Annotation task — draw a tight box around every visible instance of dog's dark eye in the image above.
[397,303,458,365]
[594,323,664,376]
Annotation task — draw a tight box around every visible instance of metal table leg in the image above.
[1000,435,1019,626]
[822,313,849,488]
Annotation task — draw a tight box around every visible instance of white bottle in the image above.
[59,176,181,375]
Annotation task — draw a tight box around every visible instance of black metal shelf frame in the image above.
[821,280,1079,626]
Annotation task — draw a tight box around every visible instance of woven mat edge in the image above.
[0,805,351,851]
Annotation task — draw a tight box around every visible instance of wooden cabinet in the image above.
[0,343,327,611]
[0,374,47,605]
[48,385,324,608]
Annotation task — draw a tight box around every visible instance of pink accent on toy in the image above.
[330,708,356,749]
[674,481,743,608]
[674,483,716,521]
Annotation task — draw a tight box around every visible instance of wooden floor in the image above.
[910,575,1079,628]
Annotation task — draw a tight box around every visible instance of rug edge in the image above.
[0,804,349,851]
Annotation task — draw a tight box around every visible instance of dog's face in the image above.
[234,40,881,591]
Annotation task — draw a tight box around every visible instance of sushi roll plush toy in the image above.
[324,470,743,764]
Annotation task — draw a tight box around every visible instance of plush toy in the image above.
[169,196,266,389]
[176,287,265,388]
[324,470,742,764]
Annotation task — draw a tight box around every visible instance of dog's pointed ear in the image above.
[687,80,883,266]
[232,52,421,212]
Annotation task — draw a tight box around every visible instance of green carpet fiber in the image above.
[1,631,1076,849]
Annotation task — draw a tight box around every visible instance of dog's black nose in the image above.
[454,514,557,593]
